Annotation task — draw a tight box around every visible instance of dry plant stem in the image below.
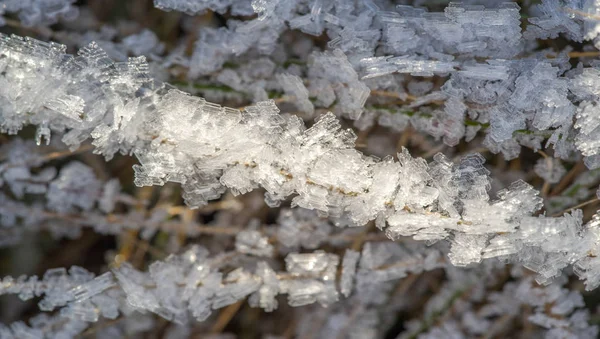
[541,181,551,197]
[355,126,373,149]
[166,198,242,215]
[210,300,245,333]
[568,51,600,58]
[179,208,196,246]
[370,90,417,102]
[538,151,552,197]
[522,304,535,336]
[350,221,374,251]
[0,143,94,167]
[391,273,420,297]
[483,313,514,339]
[563,7,600,20]
[45,144,95,161]
[117,230,139,264]
[132,239,165,264]
[117,187,153,264]
[396,126,414,151]
[282,319,297,339]
[550,161,587,196]
[552,198,600,217]
[545,51,600,58]
[32,208,244,235]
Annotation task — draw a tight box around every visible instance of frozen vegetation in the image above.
[1,0,600,338]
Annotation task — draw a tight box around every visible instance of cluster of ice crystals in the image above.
[282,251,339,307]
[248,261,279,312]
[509,62,575,131]
[181,0,381,75]
[0,314,89,339]
[276,73,314,117]
[525,0,585,42]
[3,244,437,326]
[46,162,101,213]
[434,57,577,156]
[0,139,137,244]
[1,232,599,337]
[361,56,458,78]
[379,2,522,58]
[235,230,274,257]
[276,208,332,249]
[0,0,79,27]
[340,249,360,297]
[343,3,578,156]
[110,245,302,323]
[404,264,598,339]
[2,164,55,199]
[4,30,600,290]
[153,0,253,15]
[354,241,445,306]
[514,277,598,338]
[308,49,370,119]
[571,68,600,168]
[534,157,566,184]
[98,179,121,214]
[0,241,446,335]
[0,266,114,313]
[122,29,165,57]
[6,0,600,335]
[143,0,600,163]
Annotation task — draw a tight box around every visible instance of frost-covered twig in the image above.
[3,33,600,289]
[0,242,446,329]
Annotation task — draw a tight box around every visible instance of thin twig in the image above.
[550,162,586,196]
[552,198,600,217]
[209,300,245,333]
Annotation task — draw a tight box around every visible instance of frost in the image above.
[276,73,314,117]
[361,56,458,78]
[340,249,360,297]
[534,158,566,184]
[3,1,600,336]
[153,0,253,15]
[308,49,370,119]
[0,0,79,27]
[46,162,101,213]
[235,230,273,257]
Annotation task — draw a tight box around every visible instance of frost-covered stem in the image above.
[209,300,244,333]
[2,33,600,290]
[550,162,587,196]
[0,242,446,327]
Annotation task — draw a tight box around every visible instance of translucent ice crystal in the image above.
[46,162,102,213]
[276,73,314,117]
[340,249,360,297]
[1,0,79,27]
[534,158,566,184]
[235,230,274,257]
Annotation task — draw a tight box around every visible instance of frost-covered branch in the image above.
[2,242,597,338]
[3,33,600,289]
[0,242,445,329]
